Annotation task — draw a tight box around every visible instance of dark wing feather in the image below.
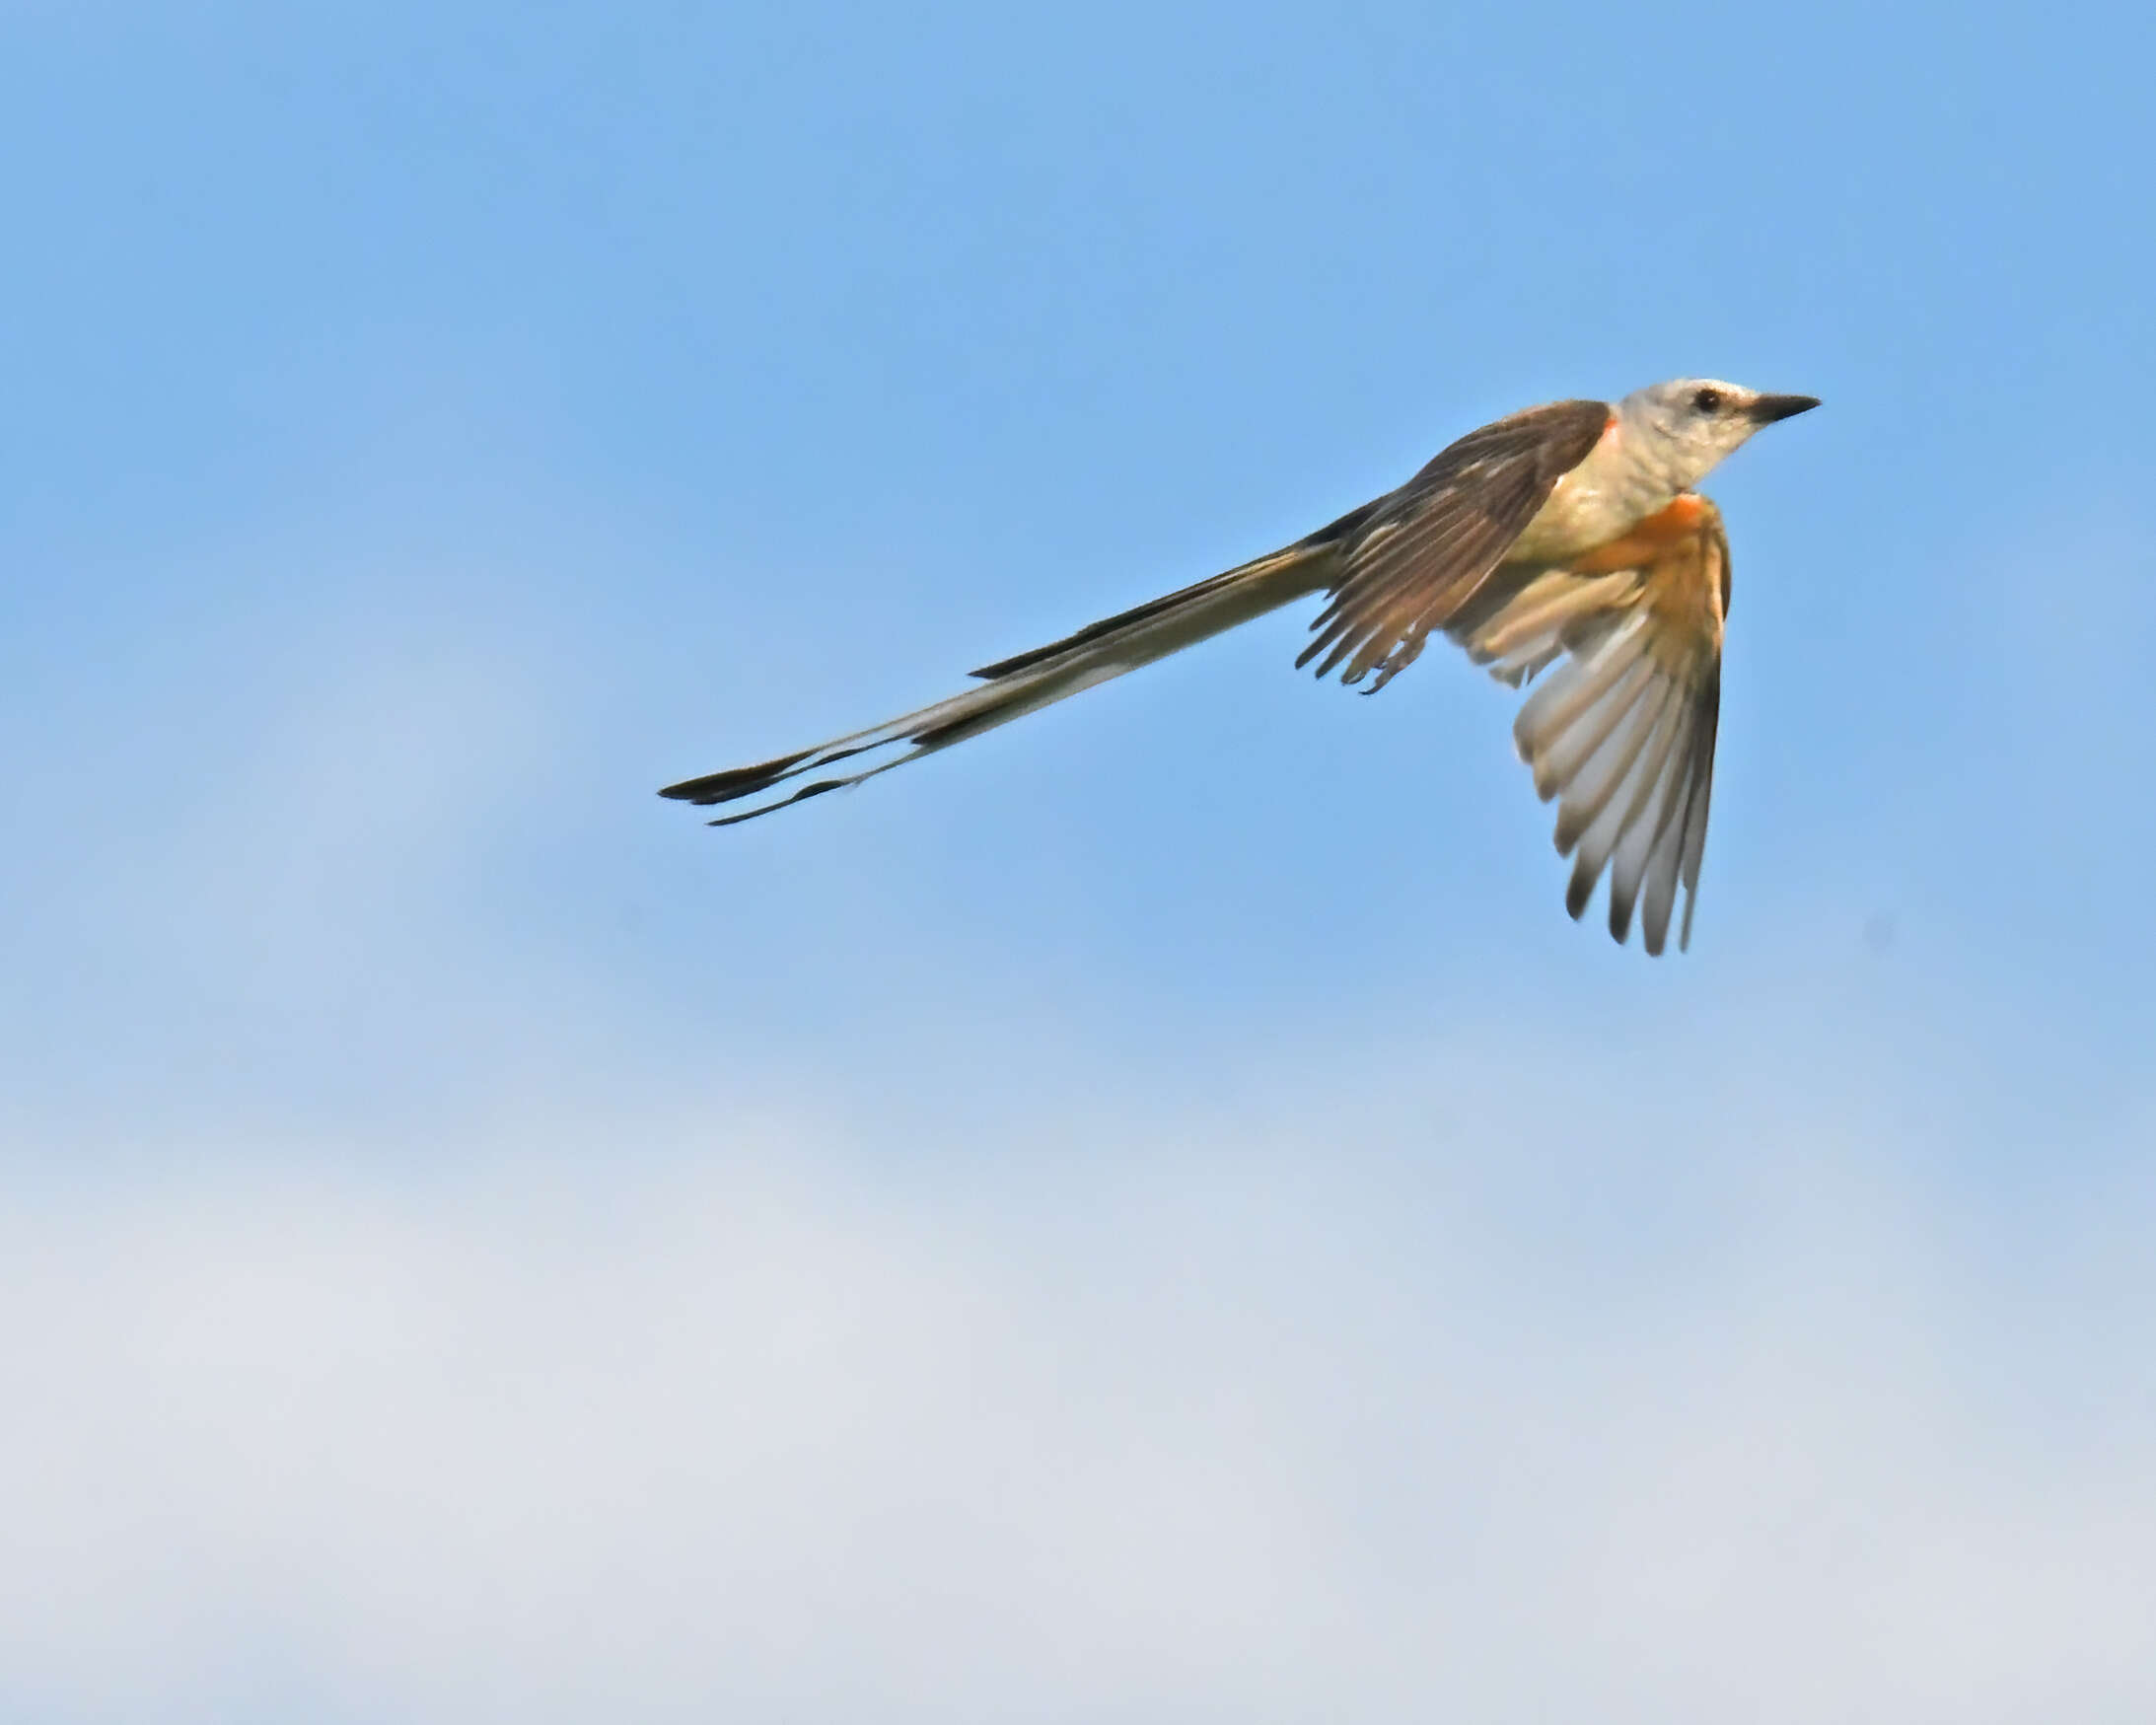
[1293,398,1610,691]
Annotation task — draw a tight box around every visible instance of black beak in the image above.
[1747,393,1821,425]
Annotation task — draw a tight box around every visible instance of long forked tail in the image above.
[659,543,1334,823]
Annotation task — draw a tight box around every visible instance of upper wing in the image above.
[1294,397,1611,691]
[1453,496,1730,956]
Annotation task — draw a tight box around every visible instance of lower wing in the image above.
[1449,496,1730,956]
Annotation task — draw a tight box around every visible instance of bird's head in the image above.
[1619,379,1819,490]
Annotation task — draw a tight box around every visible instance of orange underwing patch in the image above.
[1570,493,1707,574]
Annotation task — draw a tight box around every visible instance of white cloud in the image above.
[5,1050,2154,1723]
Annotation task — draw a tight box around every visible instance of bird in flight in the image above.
[662,380,1817,956]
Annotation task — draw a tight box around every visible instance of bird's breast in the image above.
[1509,418,1680,562]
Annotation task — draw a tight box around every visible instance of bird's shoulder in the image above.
[1402,395,1613,491]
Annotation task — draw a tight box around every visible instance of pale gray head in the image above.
[1617,378,1819,491]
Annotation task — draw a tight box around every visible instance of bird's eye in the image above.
[1691,388,1723,414]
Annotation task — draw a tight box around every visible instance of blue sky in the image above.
[5,2,2155,1718]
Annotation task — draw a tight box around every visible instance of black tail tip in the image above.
[658,748,817,806]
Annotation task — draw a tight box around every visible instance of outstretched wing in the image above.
[1450,496,1730,956]
[1295,397,1612,690]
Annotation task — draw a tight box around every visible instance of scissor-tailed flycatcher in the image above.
[662,379,1817,955]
